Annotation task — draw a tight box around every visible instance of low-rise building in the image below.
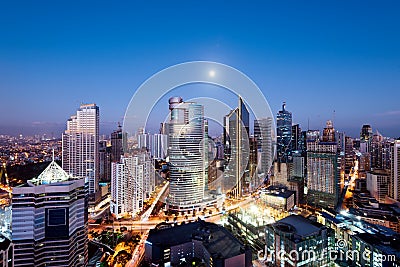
[265,215,335,267]
[366,169,390,203]
[352,232,400,267]
[260,186,295,211]
[317,209,400,266]
[352,191,400,233]
[145,220,252,267]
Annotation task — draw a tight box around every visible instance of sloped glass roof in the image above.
[30,161,70,185]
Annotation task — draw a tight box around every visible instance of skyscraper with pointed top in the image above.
[12,160,88,266]
[224,96,250,198]
[306,120,340,209]
[276,102,292,163]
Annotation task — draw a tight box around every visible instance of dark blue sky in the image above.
[1,1,400,137]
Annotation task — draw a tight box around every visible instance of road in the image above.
[336,159,358,212]
[88,181,256,267]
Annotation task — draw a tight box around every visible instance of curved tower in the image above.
[167,97,206,210]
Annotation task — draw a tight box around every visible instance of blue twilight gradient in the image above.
[0,1,399,137]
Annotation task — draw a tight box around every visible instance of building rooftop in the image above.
[147,220,247,259]
[28,160,70,186]
[356,232,400,258]
[319,211,343,225]
[263,186,295,199]
[272,215,326,239]
[369,169,389,175]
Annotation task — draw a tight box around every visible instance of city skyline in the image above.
[2,2,400,266]
[1,1,400,137]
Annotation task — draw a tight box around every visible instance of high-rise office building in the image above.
[224,97,250,198]
[62,103,99,195]
[276,102,292,162]
[322,120,335,142]
[110,151,155,218]
[12,160,88,267]
[152,134,168,159]
[248,136,258,190]
[254,117,273,177]
[370,131,392,171]
[306,121,340,209]
[360,124,373,153]
[344,136,354,172]
[390,140,400,201]
[371,132,384,170]
[111,124,126,162]
[291,124,301,152]
[167,97,208,210]
[335,131,346,153]
[137,133,167,159]
[367,169,390,203]
[360,124,373,142]
[99,140,111,182]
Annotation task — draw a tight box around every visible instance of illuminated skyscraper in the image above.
[360,124,373,142]
[110,151,155,218]
[224,97,250,198]
[360,124,373,154]
[99,140,111,182]
[306,121,340,209]
[390,140,400,201]
[276,102,292,162]
[12,160,88,267]
[111,124,126,162]
[291,124,301,152]
[62,104,99,195]
[137,133,167,159]
[254,117,273,177]
[322,120,335,142]
[167,97,208,210]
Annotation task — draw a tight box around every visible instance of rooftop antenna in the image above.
[307,117,310,131]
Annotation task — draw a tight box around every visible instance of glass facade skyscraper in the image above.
[167,97,207,210]
[224,97,250,198]
[254,117,273,178]
[276,102,292,163]
[111,124,126,163]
